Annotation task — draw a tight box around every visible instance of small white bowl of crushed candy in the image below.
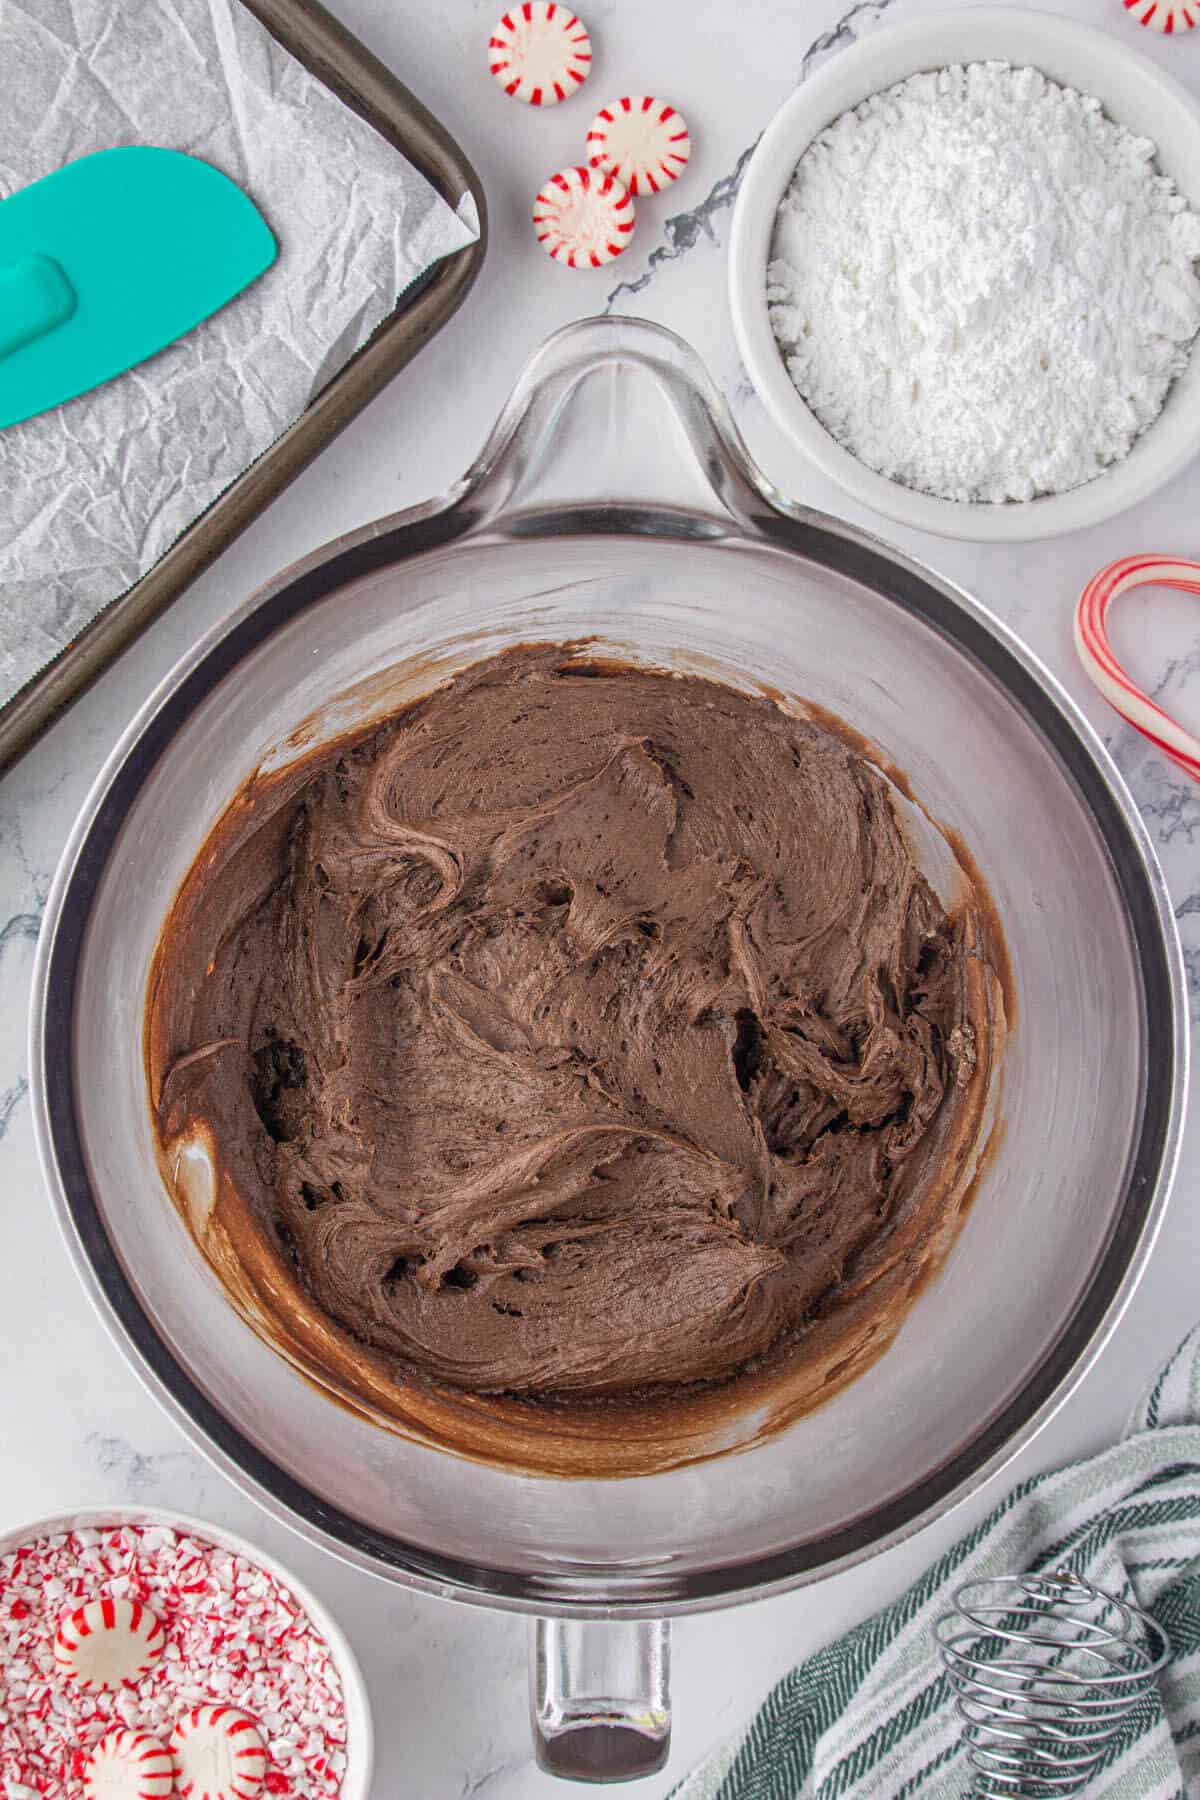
[730,7,1200,541]
[0,1506,373,1800]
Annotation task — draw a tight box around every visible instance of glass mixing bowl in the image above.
[30,319,1186,1780]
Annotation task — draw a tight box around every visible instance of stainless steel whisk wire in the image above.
[934,1570,1170,1797]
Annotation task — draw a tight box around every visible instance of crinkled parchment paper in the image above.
[0,0,478,709]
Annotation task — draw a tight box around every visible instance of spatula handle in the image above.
[0,254,75,360]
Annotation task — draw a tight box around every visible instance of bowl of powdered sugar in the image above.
[729,8,1200,540]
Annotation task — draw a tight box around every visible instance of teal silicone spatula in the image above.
[0,146,277,429]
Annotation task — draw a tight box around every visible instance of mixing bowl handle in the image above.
[453,314,788,534]
[531,1615,671,1782]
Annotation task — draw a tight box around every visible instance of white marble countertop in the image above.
[4,1,1200,1793]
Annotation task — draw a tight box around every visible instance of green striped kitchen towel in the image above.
[673,1327,1200,1799]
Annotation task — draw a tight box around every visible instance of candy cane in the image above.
[1075,555,1200,781]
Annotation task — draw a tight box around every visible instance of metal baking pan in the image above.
[0,0,487,776]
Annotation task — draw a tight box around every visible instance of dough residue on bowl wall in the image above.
[146,644,1007,1476]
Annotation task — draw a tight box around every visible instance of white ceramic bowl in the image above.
[729,7,1200,541]
[0,1505,373,1797]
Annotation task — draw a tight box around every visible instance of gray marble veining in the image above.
[85,1434,205,1500]
[604,0,899,311]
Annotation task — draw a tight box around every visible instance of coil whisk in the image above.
[934,1570,1169,1796]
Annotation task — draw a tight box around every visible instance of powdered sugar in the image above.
[0,1525,347,1799]
[767,62,1200,503]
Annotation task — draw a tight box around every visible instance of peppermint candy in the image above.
[1,1523,348,1799]
[586,97,691,196]
[54,1597,166,1690]
[1123,0,1197,29]
[82,1729,174,1800]
[532,165,636,267]
[489,3,592,104]
[171,1704,269,1800]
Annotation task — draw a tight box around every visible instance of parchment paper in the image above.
[0,0,478,710]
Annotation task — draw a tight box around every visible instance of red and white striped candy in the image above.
[1123,0,1197,29]
[488,3,591,104]
[532,165,635,267]
[170,1704,268,1800]
[54,1596,165,1690]
[586,97,691,196]
[1076,555,1200,780]
[83,1730,174,1800]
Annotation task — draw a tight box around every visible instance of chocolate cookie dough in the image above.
[149,646,1001,1464]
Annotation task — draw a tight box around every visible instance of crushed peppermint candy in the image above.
[0,1524,348,1799]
